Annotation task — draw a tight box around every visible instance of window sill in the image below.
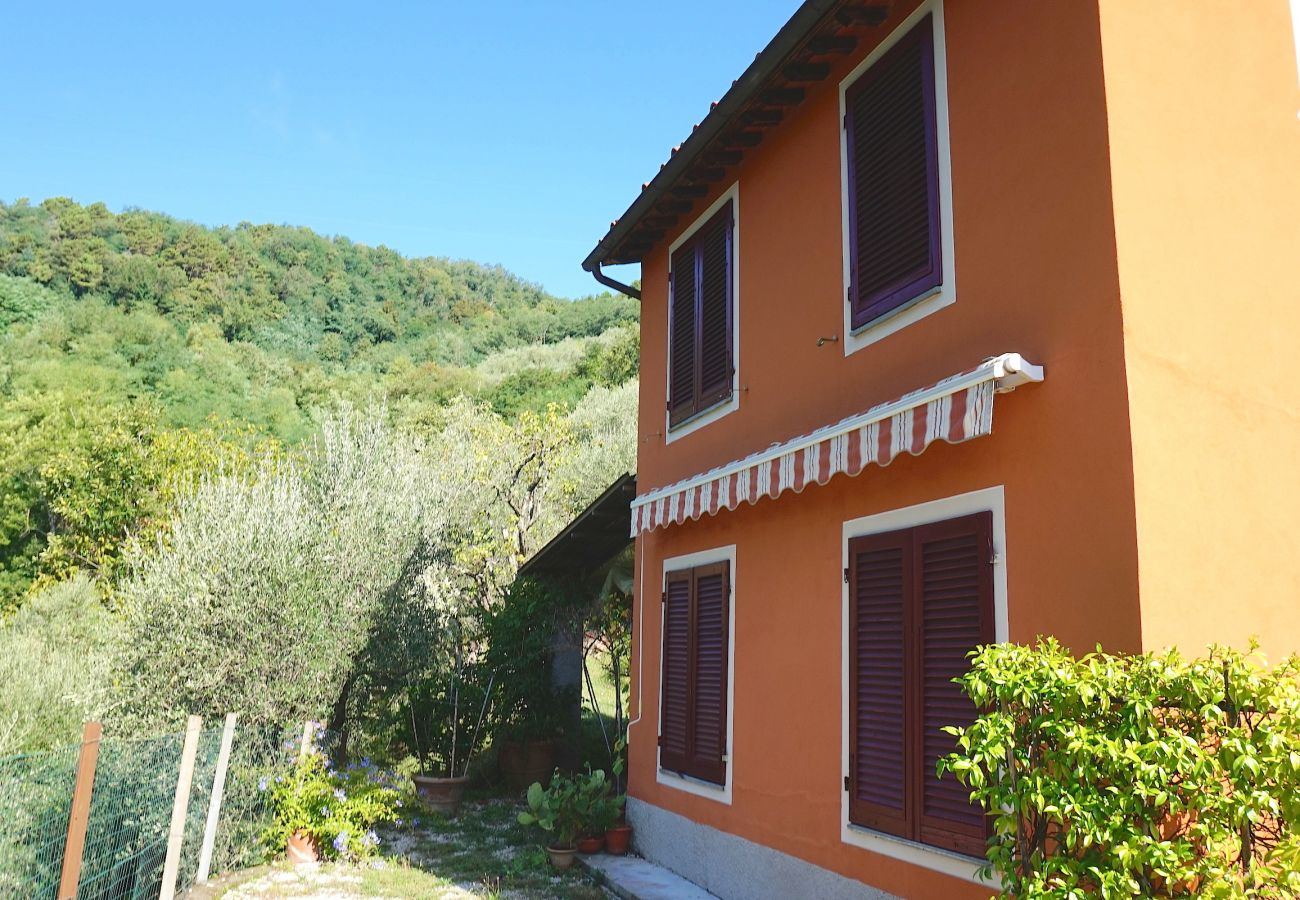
[843,285,952,358]
[840,821,995,886]
[665,392,739,445]
[656,765,731,804]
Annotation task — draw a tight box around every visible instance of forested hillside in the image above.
[0,198,640,613]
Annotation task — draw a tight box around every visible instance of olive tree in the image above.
[113,406,435,729]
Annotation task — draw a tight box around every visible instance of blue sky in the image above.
[3,1,795,298]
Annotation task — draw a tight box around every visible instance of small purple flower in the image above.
[333,788,346,802]
[364,830,379,847]
[321,806,329,817]
[395,818,405,827]
[257,776,269,792]
[332,831,348,853]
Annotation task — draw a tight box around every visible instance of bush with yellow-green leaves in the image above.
[942,639,1300,898]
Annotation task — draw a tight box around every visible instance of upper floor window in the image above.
[668,199,734,430]
[845,14,941,331]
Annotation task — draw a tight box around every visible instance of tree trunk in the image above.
[328,672,356,764]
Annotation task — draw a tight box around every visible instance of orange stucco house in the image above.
[580,2,1300,897]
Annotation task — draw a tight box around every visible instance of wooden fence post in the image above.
[57,720,102,900]
[159,715,202,900]
[299,720,314,759]
[195,713,237,883]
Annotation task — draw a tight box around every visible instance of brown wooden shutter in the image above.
[660,570,692,773]
[914,512,993,856]
[848,529,913,837]
[845,14,941,330]
[688,562,729,785]
[667,201,734,429]
[697,203,733,410]
[668,243,697,427]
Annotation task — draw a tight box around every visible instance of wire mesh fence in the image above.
[0,719,307,900]
[202,725,300,877]
[0,743,81,899]
[76,731,186,900]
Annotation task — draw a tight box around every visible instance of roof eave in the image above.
[583,1,890,272]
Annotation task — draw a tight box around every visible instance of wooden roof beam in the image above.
[835,4,890,27]
[670,184,710,199]
[759,87,806,106]
[721,130,764,148]
[641,214,679,229]
[741,108,784,127]
[807,34,859,55]
[782,61,831,82]
[689,166,726,182]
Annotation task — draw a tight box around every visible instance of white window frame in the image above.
[656,543,737,804]
[839,486,1008,885]
[664,183,741,444]
[839,0,957,357]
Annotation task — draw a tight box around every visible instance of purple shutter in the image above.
[848,530,913,838]
[697,203,734,409]
[688,563,729,785]
[914,512,993,856]
[846,14,941,330]
[660,570,692,773]
[668,243,697,427]
[668,201,735,429]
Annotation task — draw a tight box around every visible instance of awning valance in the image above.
[630,353,1044,536]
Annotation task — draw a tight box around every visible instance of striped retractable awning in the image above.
[630,352,1044,536]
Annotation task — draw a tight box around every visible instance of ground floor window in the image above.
[660,560,730,785]
[846,510,993,857]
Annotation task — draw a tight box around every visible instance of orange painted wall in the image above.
[1097,1,1300,661]
[625,1,1144,896]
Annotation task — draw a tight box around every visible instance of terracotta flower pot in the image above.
[605,824,632,855]
[576,834,604,854]
[546,845,578,869]
[412,774,469,816]
[286,830,319,864]
[497,739,556,791]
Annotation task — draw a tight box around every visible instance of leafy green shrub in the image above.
[262,744,405,860]
[941,639,1300,898]
[0,575,118,754]
[484,578,582,743]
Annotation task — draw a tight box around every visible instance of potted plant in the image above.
[407,623,495,817]
[381,560,496,818]
[262,747,405,863]
[517,771,584,869]
[574,766,619,853]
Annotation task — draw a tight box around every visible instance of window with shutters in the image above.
[659,559,731,789]
[846,511,993,858]
[840,8,953,355]
[667,195,736,434]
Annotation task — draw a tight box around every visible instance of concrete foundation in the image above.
[627,797,900,900]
